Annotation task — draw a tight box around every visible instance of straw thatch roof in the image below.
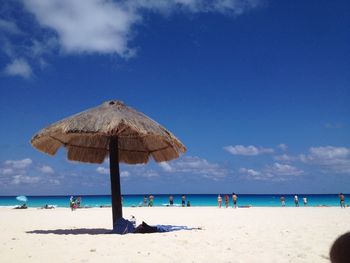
[31,100,186,164]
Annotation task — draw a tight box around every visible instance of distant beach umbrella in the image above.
[16,196,28,203]
[31,100,186,232]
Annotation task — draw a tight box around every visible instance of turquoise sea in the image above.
[0,194,348,208]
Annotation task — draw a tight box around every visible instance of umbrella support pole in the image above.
[109,136,123,230]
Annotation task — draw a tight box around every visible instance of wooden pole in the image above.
[109,136,122,229]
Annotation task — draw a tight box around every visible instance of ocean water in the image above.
[0,194,348,208]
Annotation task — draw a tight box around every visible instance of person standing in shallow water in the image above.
[339,193,345,208]
[169,195,174,206]
[280,196,286,207]
[143,196,147,207]
[181,195,186,207]
[232,193,237,208]
[217,194,222,208]
[294,195,299,207]
[303,197,308,206]
[77,196,81,208]
[224,194,229,208]
[148,195,154,207]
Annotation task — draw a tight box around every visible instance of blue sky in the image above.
[0,0,349,195]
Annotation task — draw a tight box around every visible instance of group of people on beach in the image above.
[280,195,308,207]
[217,193,238,208]
[177,195,190,207]
[143,195,154,207]
[76,193,346,208]
[166,194,190,207]
[69,196,81,211]
[280,193,346,207]
[142,195,191,207]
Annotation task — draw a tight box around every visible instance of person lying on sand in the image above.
[40,204,55,209]
[14,204,27,209]
[134,221,202,234]
[114,218,202,234]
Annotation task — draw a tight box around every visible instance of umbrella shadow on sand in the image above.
[26,223,202,235]
[26,228,111,235]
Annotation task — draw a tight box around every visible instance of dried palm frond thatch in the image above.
[31,100,186,164]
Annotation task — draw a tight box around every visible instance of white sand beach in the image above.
[0,207,349,263]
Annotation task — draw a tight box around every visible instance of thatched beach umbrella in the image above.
[31,100,186,231]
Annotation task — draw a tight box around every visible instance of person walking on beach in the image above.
[280,196,286,207]
[181,195,186,207]
[217,194,222,208]
[339,193,345,208]
[143,195,148,206]
[232,193,238,208]
[169,195,174,206]
[294,195,299,207]
[224,194,229,208]
[303,197,308,206]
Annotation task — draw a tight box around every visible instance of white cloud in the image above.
[273,146,350,175]
[116,156,228,180]
[265,162,304,177]
[300,146,350,174]
[213,0,259,14]
[0,19,23,35]
[3,58,32,78]
[224,145,274,156]
[308,146,349,160]
[121,171,130,177]
[159,162,174,172]
[120,164,160,178]
[23,0,138,57]
[4,158,32,169]
[159,156,228,179]
[48,178,60,185]
[28,38,58,59]
[22,0,259,57]
[97,167,130,177]
[11,175,41,184]
[0,168,14,175]
[141,169,159,178]
[0,158,63,187]
[129,0,259,15]
[0,0,259,78]
[239,162,303,181]
[38,165,54,174]
[0,0,260,78]
[274,154,296,162]
[278,143,288,152]
[239,168,260,176]
[239,167,272,181]
[96,166,109,175]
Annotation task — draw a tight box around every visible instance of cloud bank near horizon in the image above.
[224,145,274,156]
